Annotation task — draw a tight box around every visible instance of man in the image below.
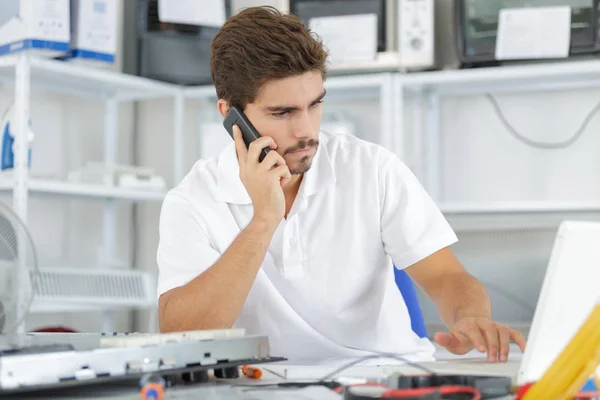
[156,6,526,363]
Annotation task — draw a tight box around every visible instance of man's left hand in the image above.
[433,317,527,363]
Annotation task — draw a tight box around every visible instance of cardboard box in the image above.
[0,0,70,57]
[61,0,117,65]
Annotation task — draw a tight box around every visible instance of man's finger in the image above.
[280,168,292,187]
[248,136,277,164]
[434,332,470,355]
[271,165,291,180]
[259,150,286,172]
[464,327,487,354]
[480,322,500,362]
[510,329,527,353]
[232,125,248,163]
[498,326,511,362]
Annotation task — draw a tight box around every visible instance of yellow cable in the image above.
[522,304,600,400]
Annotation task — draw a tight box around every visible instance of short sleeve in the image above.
[378,150,458,270]
[156,191,221,298]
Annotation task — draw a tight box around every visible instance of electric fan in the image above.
[0,201,38,334]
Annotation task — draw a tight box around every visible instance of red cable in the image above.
[344,382,481,399]
[381,385,480,400]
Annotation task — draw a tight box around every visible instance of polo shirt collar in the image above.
[216,134,336,205]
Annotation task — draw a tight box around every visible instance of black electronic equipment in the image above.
[289,0,388,53]
[136,0,232,85]
[455,0,600,68]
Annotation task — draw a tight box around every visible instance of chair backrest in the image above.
[394,267,428,338]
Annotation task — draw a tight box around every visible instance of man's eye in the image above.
[311,100,323,108]
[273,111,288,117]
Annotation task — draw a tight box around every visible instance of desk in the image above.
[2,356,521,399]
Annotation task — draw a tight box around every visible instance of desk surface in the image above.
[2,354,522,399]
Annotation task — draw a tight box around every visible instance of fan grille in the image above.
[34,268,156,307]
[37,271,145,299]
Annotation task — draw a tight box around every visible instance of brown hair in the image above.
[210,6,328,109]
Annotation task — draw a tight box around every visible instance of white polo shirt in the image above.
[156,131,457,362]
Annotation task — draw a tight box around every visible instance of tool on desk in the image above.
[242,365,262,379]
[139,374,165,400]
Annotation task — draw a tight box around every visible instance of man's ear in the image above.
[217,99,230,118]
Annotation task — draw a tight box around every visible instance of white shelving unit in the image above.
[0,53,181,332]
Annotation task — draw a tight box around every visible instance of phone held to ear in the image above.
[223,106,270,162]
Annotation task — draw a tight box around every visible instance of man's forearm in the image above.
[159,217,278,332]
[434,272,492,328]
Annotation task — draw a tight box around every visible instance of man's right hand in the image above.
[233,125,291,225]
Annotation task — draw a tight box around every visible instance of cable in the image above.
[236,353,439,394]
[316,353,437,384]
[344,383,481,400]
[485,93,600,149]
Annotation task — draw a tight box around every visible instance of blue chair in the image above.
[394,267,428,338]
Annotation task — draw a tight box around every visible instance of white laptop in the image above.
[516,220,600,385]
[410,220,599,383]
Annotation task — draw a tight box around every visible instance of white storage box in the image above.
[0,0,70,58]
[60,0,117,65]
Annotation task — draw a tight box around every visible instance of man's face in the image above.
[243,71,325,175]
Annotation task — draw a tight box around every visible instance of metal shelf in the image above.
[326,52,404,75]
[0,54,180,101]
[440,201,600,231]
[183,72,392,101]
[0,179,166,202]
[440,201,600,215]
[402,59,600,96]
[30,299,156,313]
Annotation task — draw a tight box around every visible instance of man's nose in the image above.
[292,111,313,139]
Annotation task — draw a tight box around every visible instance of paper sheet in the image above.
[309,14,377,63]
[158,0,226,27]
[495,6,571,60]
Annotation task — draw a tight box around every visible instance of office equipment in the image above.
[0,329,283,394]
[290,0,387,53]
[136,0,232,85]
[516,220,600,386]
[454,0,600,68]
[289,0,435,71]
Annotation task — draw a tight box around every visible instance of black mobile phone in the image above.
[223,106,270,162]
